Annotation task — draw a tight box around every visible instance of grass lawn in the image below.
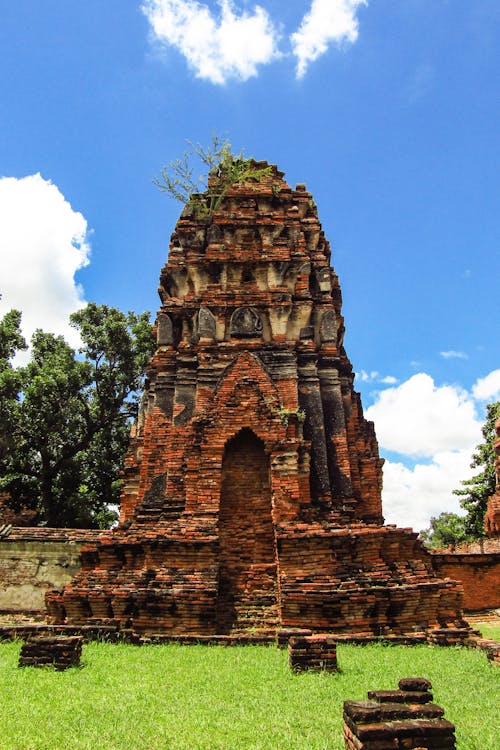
[0,640,498,750]
[476,622,500,641]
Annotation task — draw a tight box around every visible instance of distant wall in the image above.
[0,529,100,613]
[431,552,500,611]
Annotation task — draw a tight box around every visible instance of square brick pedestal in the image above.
[343,678,455,750]
[289,634,338,672]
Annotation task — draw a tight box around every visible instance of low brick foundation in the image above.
[343,677,455,750]
[466,635,500,665]
[426,627,477,646]
[289,634,338,672]
[18,635,83,670]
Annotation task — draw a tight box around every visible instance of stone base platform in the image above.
[45,524,467,639]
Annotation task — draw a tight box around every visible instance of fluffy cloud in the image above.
[472,369,500,402]
[142,1,367,83]
[379,375,398,385]
[0,174,90,355]
[141,0,280,84]
[356,370,398,385]
[364,372,497,530]
[381,450,474,532]
[365,373,481,458]
[291,0,367,78]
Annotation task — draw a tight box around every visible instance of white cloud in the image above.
[0,174,90,356]
[141,0,280,84]
[357,369,378,382]
[379,375,398,385]
[365,370,500,530]
[291,0,367,78]
[440,350,468,360]
[382,450,473,532]
[365,373,481,458]
[472,369,500,402]
[356,370,397,385]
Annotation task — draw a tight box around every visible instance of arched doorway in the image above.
[215,429,278,633]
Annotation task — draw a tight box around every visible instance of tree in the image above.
[69,303,155,523]
[453,401,500,538]
[0,304,155,527]
[155,136,271,217]
[0,309,26,468]
[420,512,468,550]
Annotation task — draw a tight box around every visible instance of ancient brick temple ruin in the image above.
[46,162,466,636]
[484,416,500,538]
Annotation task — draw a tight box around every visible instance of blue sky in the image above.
[0,1,499,530]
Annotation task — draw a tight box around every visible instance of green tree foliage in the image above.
[453,400,500,538]
[0,309,27,468]
[420,512,468,550]
[0,304,155,528]
[155,136,271,218]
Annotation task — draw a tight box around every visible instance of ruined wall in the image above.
[431,552,500,610]
[0,529,99,613]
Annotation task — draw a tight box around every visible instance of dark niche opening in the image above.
[215,428,278,634]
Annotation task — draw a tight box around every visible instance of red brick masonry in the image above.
[343,678,456,750]
[431,552,500,610]
[46,163,468,636]
[289,634,337,671]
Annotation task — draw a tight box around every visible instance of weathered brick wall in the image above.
[431,552,500,610]
[0,529,99,613]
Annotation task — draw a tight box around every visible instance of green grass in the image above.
[0,641,498,750]
[476,622,500,641]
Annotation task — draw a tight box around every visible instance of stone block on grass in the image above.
[289,634,338,672]
[18,635,83,670]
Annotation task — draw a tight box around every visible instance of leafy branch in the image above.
[155,136,271,218]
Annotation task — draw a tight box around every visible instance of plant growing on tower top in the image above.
[155,135,271,218]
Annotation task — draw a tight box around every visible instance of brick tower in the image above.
[47,162,465,635]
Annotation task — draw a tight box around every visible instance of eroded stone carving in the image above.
[196,307,216,340]
[315,267,331,292]
[157,313,173,345]
[230,306,263,338]
[319,309,337,342]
